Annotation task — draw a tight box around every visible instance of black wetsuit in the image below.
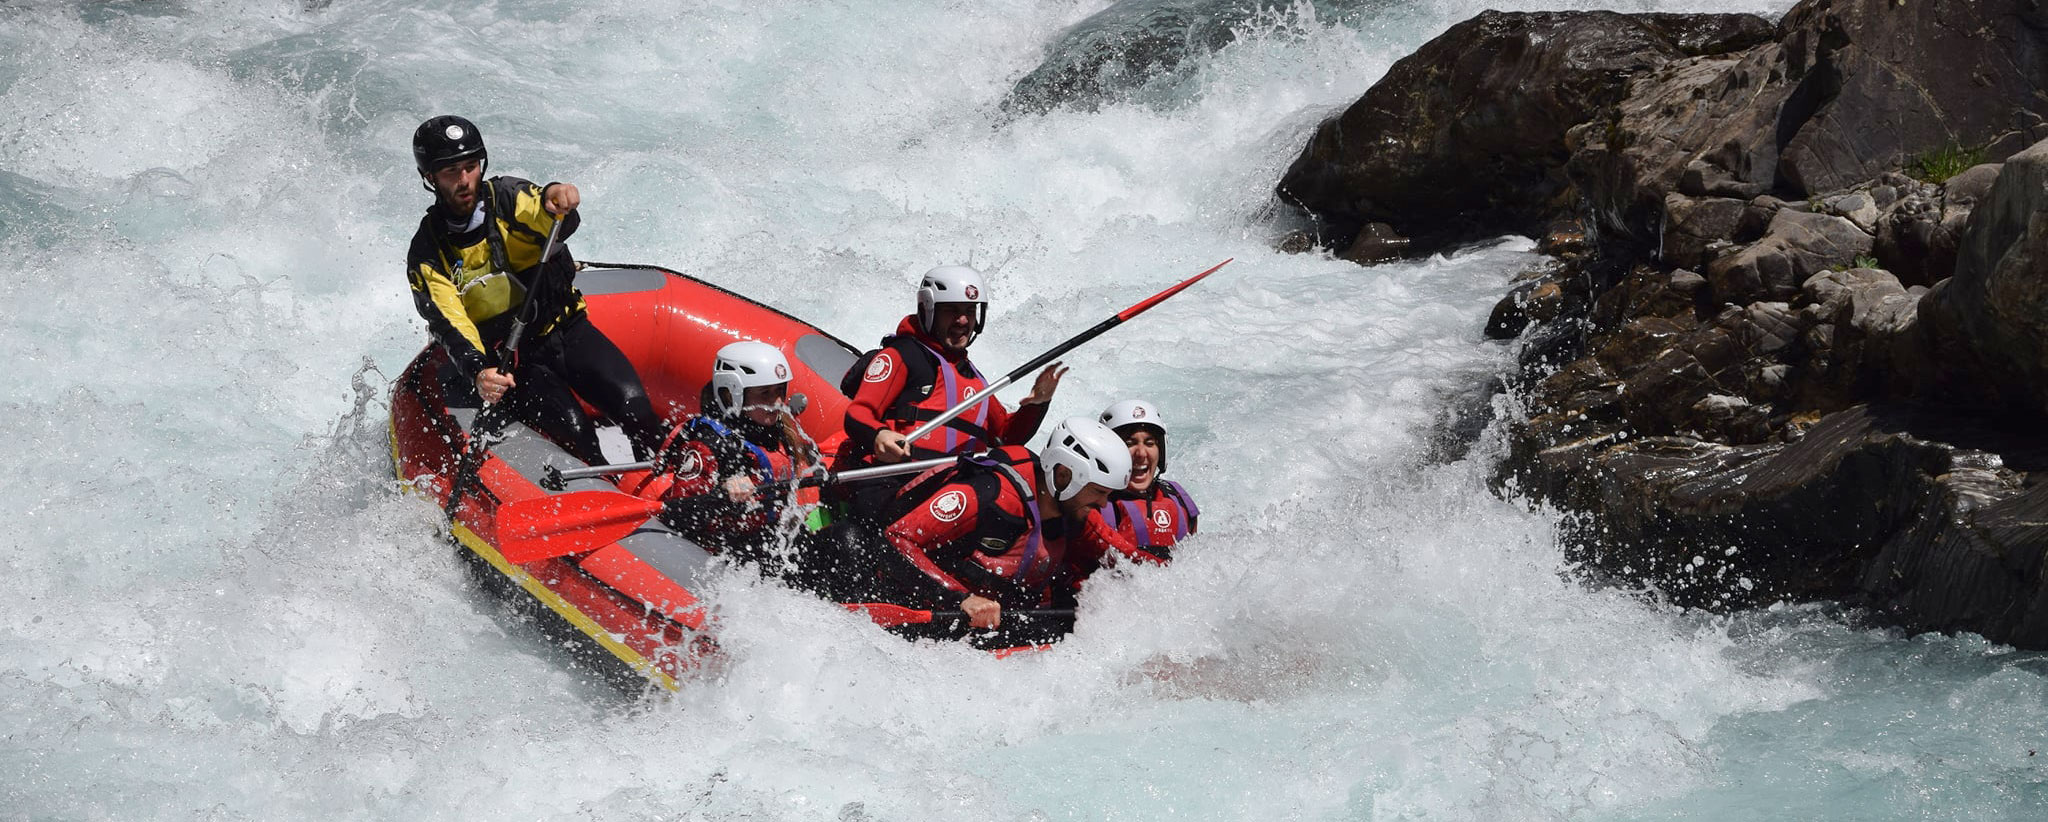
[404,175,663,463]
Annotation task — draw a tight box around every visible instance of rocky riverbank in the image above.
[1277,0,2048,646]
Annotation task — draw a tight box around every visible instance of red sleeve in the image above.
[883,481,985,601]
[1084,507,1165,565]
[842,347,910,450]
[997,400,1050,446]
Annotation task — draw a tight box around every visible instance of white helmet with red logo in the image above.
[1099,398,1168,474]
[709,340,791,416]
[915,264,988,343]
[1039,417,1132,502]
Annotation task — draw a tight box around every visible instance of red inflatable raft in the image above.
[388,263,860,692]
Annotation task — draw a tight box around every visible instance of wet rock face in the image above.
[1275,10,1773,255]
[1002,0,1254,117]
[1922,141,2048,413]
[1003,0,1397,117]
[1285,0,2048,645]
[1568,0,2048,254]
[1548,405,2048,642]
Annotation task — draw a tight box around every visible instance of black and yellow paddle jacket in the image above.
[405,175,584,377]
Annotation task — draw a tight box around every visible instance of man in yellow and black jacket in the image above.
[405,114,663,464]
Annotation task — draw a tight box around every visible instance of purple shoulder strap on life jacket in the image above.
[1158,479,1199,524]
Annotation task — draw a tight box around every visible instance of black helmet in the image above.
[412,115,487,178]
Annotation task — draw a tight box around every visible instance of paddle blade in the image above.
[843,602,935,627]
[1115,258,1230,321]
[497,490,663,564]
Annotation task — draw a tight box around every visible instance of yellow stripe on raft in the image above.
[389,419,681,693]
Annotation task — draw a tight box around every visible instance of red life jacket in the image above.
[628,416,798,547]
[1100,479,1199,556]
[883,446,1051,607]
[841,332,995,458]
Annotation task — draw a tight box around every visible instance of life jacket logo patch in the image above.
[930,489,968,522]
[863,355,892,383]
[673,449,704,479]
[1153,509,1172,530]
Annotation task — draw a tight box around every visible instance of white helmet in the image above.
[1099,399,1168,474]
[915,264,988,342]
[709,340,791,416]
[1038,417,1132,502]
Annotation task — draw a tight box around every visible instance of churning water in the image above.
[4,0,2044,819]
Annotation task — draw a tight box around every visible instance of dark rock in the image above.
[1618,324,1748,435]
[1339,222,1412,264]
[1943,163,2003,208]
[1661,194,1748,270]
[1276,10,1774,255]
[1275,230,1317,254]
[1487,274,1572,341]
[1773,0,2048,194]
[1802,267,1929,404]
[1002,0,1260,116]
[1735,195,1787,241]
[1539,217,1590,257]
[1922,138,2048,414]
[1594,314,1698,377]
[1874,202,1953,288]
[1821,191,1879,234]
[1592,265,1688,326]
[1568,0,2048,253]
[1738,300,1802,357]
[1872,166,1997,287]
[1679,158,1767,199]
[1550,404,2048,646]
[1311,0,2048,649]
[1706,209,1873,303]
[1802,266,1903,321]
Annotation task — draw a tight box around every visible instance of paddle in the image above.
[844,602,1075,628]
[443,214,571,519]
[898,258,1231,448]
[497,489,663,563]
[498,455,961,563]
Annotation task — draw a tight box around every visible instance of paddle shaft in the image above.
[444,213,571,518]
[927,607,1074,625]
[549,454,957,486]
[505,454,969,562]
[500,215,567,358]
[900,259,1229,446]
[845,602,1075,627]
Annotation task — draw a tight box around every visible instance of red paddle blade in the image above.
[497,490,663,564]
[843,602,935,627]
[1115,258,1230,321]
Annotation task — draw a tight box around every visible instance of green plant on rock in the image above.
[1911,143,1984,184]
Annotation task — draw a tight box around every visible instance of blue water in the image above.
[5,0,2044,819]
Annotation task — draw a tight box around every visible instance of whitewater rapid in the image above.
[4,0,2044,819]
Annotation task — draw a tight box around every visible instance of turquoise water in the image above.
[5,1,2043,819]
